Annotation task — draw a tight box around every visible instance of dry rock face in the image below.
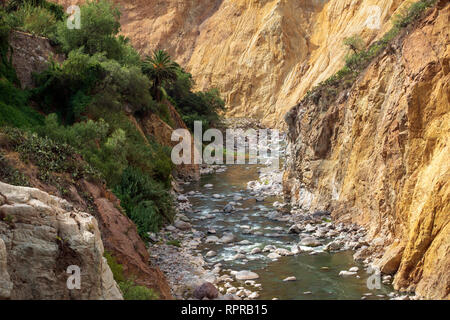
[9,30,64,89]
[55,0,405,127]
[0,181,122,300]
[283,3,449,299]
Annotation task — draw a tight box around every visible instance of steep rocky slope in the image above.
[283,2,449,299]
[55,0,406,127]
[0,181,123,300]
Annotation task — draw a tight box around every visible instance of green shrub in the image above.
[119,279,159,300]
[104,251,125,283]
[2,127,99,182]
[393,0,437,28]
[56,0,120,55]
[166,69,224,131]
[104,251,159,300]
[0,77,44,128]
[0,153,30,186]
[343,35,365,54]
[55,0,139,65]
[16,4,56,37]
[113,166,175,237]
[33,49,154,121]
[166,239,181,247]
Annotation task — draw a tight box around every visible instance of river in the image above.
[181,162,394,300]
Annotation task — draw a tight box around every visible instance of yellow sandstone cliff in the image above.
[54,0,406,127]
[283,2,449,299]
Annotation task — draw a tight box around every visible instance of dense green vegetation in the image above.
[0,0,224,242]
[104,251,159,300]
[166,69,225,131]
[303,0,438,108]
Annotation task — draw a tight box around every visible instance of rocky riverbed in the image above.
[148,135,418,300]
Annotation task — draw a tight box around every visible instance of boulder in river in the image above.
[193,282,219,300]
[174,220,191,231]
[283,276,297,282]
[223,203,235,213]
[177,195,189,202]
[220,233,235,244]
[205,236,220,244]
[267,252,281,259]
[299,236,322,247]
[288,224,302,234]
[235,270,259,280]
[206,251,217,258]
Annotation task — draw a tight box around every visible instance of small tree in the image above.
[142,50,179,101]
[343,35,365,54]
[56,0,121,58]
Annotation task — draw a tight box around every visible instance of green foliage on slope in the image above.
[104,251,159,300]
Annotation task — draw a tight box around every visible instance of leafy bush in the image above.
[166,69,225,131]
[56,0,120,55]
[0,152,30,186]
[1,127,99,182]
[113,166,175,237]
[119,279,159,300]
[104,251,158,300]
[0,78,43,128]
[104,251,125,283]
[343,35,365,54]
[33,49,155,121]
[55,0,138,65]
[5,3,57,38]
[393,0,437,28]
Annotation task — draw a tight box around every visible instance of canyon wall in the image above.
[283,2,449,299]
[53,0,406,127]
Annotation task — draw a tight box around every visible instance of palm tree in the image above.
[142,49,179,101]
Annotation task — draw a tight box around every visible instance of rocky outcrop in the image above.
[283,2,449,299]
[0,181,122,300]
[0,138,173,299]
[9,30,64,88]
[54,0,406,127]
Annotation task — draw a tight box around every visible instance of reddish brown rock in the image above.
[193,282,219,300]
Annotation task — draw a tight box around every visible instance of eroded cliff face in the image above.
[54,0,406,127]
[0,181,123,300]
[283,2,449,299]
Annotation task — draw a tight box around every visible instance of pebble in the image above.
[283,276,297,282]
[235,270,259,280]
[206,251,217,257]
[267,252,281,259]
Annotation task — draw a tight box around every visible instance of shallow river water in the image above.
[183,164,393,300]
